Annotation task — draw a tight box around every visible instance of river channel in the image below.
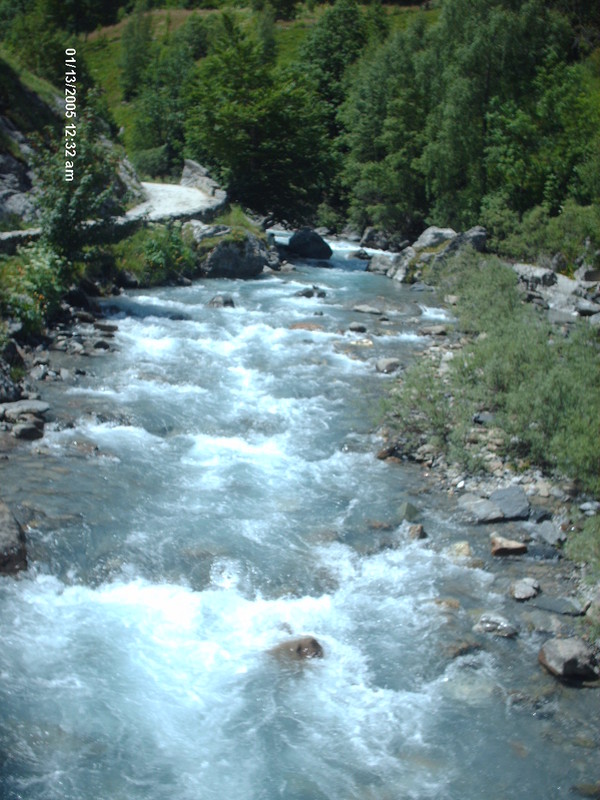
[0,248,598,799]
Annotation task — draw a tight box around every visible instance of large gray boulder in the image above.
[538,637,598,682]
[288,228,332,260]
[0,499,27,574]
[200,233,269,279]
[458,493,504,523]
[413,226,457,251]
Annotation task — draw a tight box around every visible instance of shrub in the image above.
[0,244,67,336]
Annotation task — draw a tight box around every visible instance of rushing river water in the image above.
[1,249,598,799]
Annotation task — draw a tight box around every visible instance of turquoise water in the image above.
[0,258,597,799]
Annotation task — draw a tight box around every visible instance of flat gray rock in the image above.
[511,577,540,601]
[458,493,504,523]
[530,596,585,616]
[353,304,383,315]
[489,486,530,520]
[533,520,566,546]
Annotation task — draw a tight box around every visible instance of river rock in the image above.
[490,533,527,557]
[12,422,43,440]
[353,304,383,315]
[473,613,518,638]
[530,596,585,616]
[348,322,367,333]
[489,486,530,520]
[367,254,394,275]
[289,322,324,332]
[533,519,566,546]
[419,324,447,336]
[0,399,50,421]
[408,524,427,540]
[376,358,401,374]
[538,637,598,682]
[184,220,231,244]
[511,577,540,601]
[0,499,27,574]
[398,501,419,522]
[208,294,235,308]
[201,233,269,279]
[413,226,457,251]
[458,493,504,523]
[268,636,324,662]
[288,228,332,260]
[512,263,557,291]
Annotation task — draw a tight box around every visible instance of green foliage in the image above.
[185,14,332,221]
[120,3,155,100]
[482,197,600,269]
[142,222,196,283]
[391,250,600,495]
[130,40,196,176]
[301,0,369,122]
[565,516,600,583]
[341,0,600,235]
[0,244,66,336]
[33,112,125,261]
[111,223,196,286]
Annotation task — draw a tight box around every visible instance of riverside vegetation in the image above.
[0,1,599,613]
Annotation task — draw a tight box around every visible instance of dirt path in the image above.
[126,181,222,223]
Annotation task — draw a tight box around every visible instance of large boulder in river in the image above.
[288,228,332,260]
[268,636,324,662]
[200,233,269,279]
[0,499,27,574]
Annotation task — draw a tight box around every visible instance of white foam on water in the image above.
[418,304,453,321]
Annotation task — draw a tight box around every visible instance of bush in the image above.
[131,145,171,179]
[142,223,196,283]
[0,243,67,336]
[481,196,600,272]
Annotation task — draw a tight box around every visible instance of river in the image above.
[0,248,598,799]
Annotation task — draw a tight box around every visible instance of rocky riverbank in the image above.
[358,223,600,685]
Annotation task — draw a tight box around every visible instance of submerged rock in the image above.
[208,294,235,308]
[268,636,324,662]
[473,613,518,638]
[538,637,598,682]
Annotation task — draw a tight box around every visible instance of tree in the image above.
[33,112,125,261]
[185,15,331,220]
[120,3,155,101]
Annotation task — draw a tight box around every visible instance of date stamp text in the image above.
[64,48,77,181]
